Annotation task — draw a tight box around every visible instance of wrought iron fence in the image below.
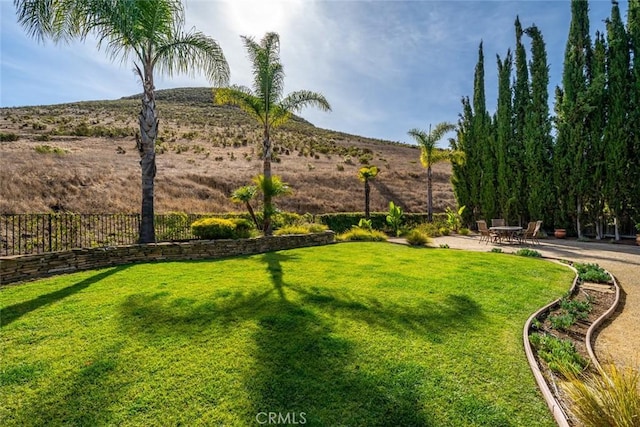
[0,213,208,256]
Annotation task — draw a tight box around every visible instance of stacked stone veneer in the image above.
[1,231,335,285]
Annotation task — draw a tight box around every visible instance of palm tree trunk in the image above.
[262,128,273,236]
[245,201,260,231]
[364,179,370,219]
[137,68,158,244]
[427,166,433,222]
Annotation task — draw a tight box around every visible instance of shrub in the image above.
[414,222,441,238]
[191,217,252,239]
[34,144,67,155]
[438,227,450,236]
[405,229,430,246]
[439,243,450,249]
[516,248,542,258]
[0,132,19,142]
[274,223,328,235]
[156,212,189,241]
[528,333,588,377]
[337,228,387,242]
[561,363,640,427]
[232,218,254,239]
[459,227,470,236]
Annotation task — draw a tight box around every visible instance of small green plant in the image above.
[386,201,404,237]
[574,263,611,284]
[445,205,466,232]
[549,313,576,331]
[490,248,503,253]
[528,333,588,376]
[516,248,542,258]
[357,218,373,231]
[459,227,470,236]
[530,318,542,330]
[439,243,450,249]
[405,229,430,246]
[560,297,592,320]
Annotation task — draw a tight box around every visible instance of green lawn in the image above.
[0,243,572,426]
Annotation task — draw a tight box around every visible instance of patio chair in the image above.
[477,220,499,244]
[518,221,536,244]
[491,218,505,227]
[521,220,543,245]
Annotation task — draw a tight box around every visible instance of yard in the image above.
[0,243,573,426]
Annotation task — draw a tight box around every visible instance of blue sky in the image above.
[0,0,628,146]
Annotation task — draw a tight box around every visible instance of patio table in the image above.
[489,226,523,243]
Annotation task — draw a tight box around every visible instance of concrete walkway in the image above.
[423,235,640,369]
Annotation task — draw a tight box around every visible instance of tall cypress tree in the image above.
[524,25,554,227]
[628,0,640,222]
[585,31,608,239]
[512,16,530,224]
[451,97,475,226]
[554,0,591,235]
[495,50,513,220]
[604,1,631,240]
[473,42,497,220]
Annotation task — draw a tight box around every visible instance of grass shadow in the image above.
[1,266,129,328]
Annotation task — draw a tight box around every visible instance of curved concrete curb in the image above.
[522,261,578,427]
[585,269,621,372]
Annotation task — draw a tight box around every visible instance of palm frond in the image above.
[14,0,94,42]
[242,32,285,110]
[280,90,332,113]
[408,122,455,168]
[215,86,265,125]
[154,30,229,86]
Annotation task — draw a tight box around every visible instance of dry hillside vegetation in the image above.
[0,87,454,214]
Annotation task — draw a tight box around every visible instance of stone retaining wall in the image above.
[0,232,335,285]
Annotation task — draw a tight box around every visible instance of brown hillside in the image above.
[0,87,454,214]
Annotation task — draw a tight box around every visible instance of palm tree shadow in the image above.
[117,253,485,424]
[2,266,129,328]
[261,252,298,301]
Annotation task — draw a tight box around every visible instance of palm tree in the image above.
[407,122,457,222]
[358,166,379,219]
[14,0,229,243]
[231,185,259,230]
[215,32,330,235]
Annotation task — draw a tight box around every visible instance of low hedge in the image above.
[191,217,253,239]
[317,212,446,233]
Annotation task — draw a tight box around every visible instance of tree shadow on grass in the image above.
[8,342,128,426]
[117,251,486,425]
[1,266,129,328]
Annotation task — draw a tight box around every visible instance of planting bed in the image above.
[527,263,618,425]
